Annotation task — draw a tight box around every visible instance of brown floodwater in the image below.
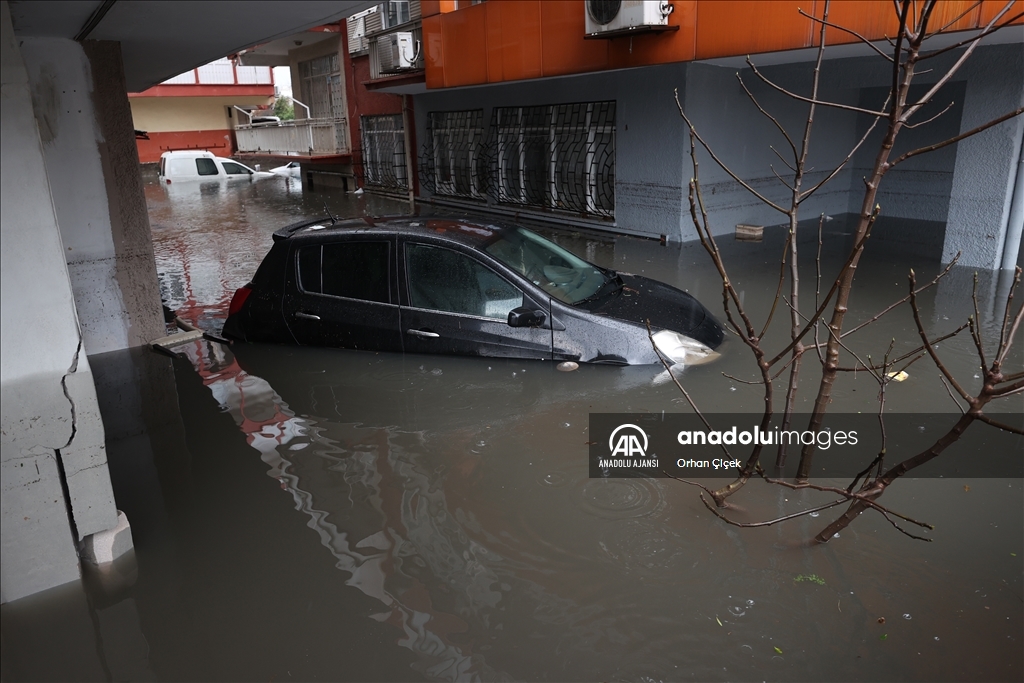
[2,174,1020,683]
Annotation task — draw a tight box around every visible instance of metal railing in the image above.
[235,117,351,156]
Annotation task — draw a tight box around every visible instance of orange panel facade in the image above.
[693,1,817,60]
[424,0,1023,90]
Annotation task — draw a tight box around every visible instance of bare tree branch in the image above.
[747,59,890,118]
[902,2,1019,122]
[917,9,1024,61]
[736,73,798,163]
[975,413,1024,435]
[925,0,983,37]
[675,92,789,214]
[889,107,1024,168]
[842,254,960,338]
[908,269,974,401]
[797,7,895,61]
[798,97,890,203]
[902,100,955,129]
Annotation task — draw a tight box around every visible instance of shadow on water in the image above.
[2,177,1020,682]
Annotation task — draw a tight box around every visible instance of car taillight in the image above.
[228,285,253,317]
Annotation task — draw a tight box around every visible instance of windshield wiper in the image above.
[576,270,623,304]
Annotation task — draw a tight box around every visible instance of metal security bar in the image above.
[359,114,407,189]
[491,102,615,217]
[421,110,487,199]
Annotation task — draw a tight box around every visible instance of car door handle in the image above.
[294,312,321,320]
[406,328,439,338]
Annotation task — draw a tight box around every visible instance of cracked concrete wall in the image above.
[20,37,164,354]
[1,1,119,604]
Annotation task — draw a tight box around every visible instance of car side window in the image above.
[406,244,522,319]
[221,162,251,175]
[297,241,390,304]
[195,158,219,176]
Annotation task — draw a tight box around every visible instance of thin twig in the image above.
[938,375,966,414]
[841,254,960,338]
[902,100,955,129]
[736,73,798,164]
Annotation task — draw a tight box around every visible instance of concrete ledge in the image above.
[81,510,133,565]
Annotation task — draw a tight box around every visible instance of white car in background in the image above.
[158,150,275,184]
[269,161,301,179]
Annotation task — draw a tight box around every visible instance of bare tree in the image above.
[661,0,1023,542]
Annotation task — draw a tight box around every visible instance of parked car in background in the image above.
[158,150,275,184]
[223,216,724,366]
[270,161,301,178]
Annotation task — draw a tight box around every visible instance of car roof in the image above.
[272,216,517,247]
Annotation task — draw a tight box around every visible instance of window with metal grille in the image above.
[493,102,615,217]
[360,114,407,189]
[426,110,486,199]
[298,54,344,119]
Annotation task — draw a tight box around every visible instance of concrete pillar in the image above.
[943,43,1024,269]
[1,1,129,604]
[20,37,164,354]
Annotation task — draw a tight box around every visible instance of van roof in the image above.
[160,150,215,159]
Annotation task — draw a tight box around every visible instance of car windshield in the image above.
[485,227,611,304]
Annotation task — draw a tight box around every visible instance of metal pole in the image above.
[402,94,415,210]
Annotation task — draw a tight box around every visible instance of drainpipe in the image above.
[1001,134,1024,270]
[402,94,415,210]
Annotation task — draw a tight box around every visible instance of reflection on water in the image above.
[3,177,1020,682]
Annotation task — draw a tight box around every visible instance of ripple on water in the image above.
[572,478,666,519]
[598,518,691,575]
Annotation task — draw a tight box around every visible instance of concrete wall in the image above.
[20,37,165,355]
[1,2,121,603]
[944,43,1024,269]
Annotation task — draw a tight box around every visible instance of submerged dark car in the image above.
[223,216,723,366]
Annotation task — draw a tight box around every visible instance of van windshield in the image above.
[485,228,610,304]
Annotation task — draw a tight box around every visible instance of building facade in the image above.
[395,0,1024,269]
[129,58,275,163]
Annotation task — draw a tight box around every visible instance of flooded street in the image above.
[3,175,1021,682]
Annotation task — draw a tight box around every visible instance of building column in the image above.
[943,44,1024,270]
[1,1,132,604]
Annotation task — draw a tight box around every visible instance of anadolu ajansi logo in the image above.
[608,423,648,458]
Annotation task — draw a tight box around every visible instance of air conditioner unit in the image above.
[584,0,674,37]
[388,32,419,70]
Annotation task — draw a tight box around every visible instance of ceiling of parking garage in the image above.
[8,0,375,91]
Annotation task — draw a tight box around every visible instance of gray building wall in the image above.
[413,43,1023,269]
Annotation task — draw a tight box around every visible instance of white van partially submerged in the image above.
[158,150,275,184]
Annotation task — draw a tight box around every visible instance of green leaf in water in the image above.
[774,646,783,654]
[794,574,826,585]
[716,616,723,626]
[880,634,888,641]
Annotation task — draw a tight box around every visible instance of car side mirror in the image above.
[508,307,546,328]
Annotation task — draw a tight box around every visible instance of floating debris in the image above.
[886,370,909,382]
[557,361,579,372]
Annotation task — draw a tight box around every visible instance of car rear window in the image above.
[297,241,390,304]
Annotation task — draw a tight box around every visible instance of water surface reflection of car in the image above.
[223,216,724,365]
